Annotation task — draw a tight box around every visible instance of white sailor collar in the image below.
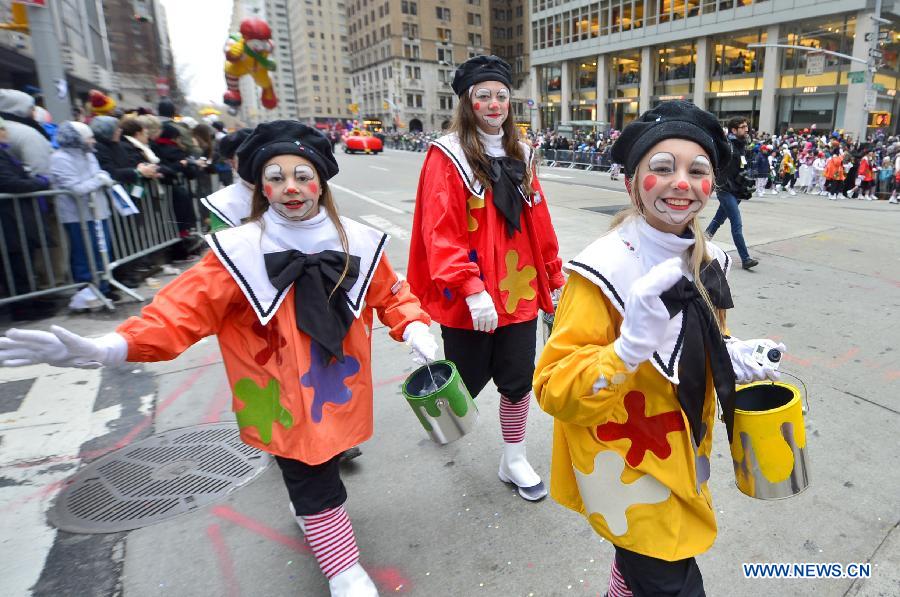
[430,131,535,202]
[563,217,731,384]
[205,209,388,325]
[200,182,253,228]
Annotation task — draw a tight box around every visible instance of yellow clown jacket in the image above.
[117,210,429,465]
[534,216,732,562]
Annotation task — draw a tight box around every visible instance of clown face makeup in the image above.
[633,138,713,235]
[470,81,510,134]
[262,154,321,221]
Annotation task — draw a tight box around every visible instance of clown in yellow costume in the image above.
[534,101,786,596]
[223,18,278,110]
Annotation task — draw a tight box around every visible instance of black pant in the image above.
[615,547,705,597]
[440,318,537,402]
[274,454,347,516]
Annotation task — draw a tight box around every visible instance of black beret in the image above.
[451,55,512,97]
[611,100,731,179]
[219,128,253,160]
[237,120,338,184]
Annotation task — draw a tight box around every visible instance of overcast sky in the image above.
[158,0,233,104]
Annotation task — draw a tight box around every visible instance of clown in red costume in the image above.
[0,122,438,597]
[223,18,278,111]
[407,55,565,502]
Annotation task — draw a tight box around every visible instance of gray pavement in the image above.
[1,147,898,596]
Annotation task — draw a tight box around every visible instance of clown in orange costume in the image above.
[0,121,438,597]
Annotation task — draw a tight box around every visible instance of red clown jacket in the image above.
[407,133,565,329]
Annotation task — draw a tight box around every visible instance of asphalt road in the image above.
[1,147,898,597]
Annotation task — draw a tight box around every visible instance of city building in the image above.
[229,0,299,123]
[491,0,534,130]
[529,0,899,138]
[288,0,353,125]
[347,0,492,132]
[0,0,174,115]
[104,0,179,108]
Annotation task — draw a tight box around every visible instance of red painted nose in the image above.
[285,187,299,194]
[676,181,689,191]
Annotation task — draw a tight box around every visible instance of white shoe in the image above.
[329,563,379,597]
[287,502,306,535]
[769,189,778,195]
[499,441,547,501]
[68,287,102,311]
[865,195,873,201]
[789,189,797,196]
[889,196,898,204]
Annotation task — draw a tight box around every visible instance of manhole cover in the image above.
[582,204,631,216]
[51,423,269,534]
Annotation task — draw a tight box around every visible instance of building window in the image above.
[437,27,452,42]
[469,32,482,46]
[403,22,418,38]
[406,93,423,108]
[401,1,417,16]
[404,65,421,79]
[437,47,453,63]
[403,43,420,59]
[467,12,482,26]
[436,7,451,21]
[438,94,454,110]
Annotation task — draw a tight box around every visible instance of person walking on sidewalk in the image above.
[407,55,566,502]
[0,121,439,597]
[704,116,759,270]
[534,100,786,596]
[824,151,845,200]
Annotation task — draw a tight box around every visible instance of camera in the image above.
[752,343,782,369]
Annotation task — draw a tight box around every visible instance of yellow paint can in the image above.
[730,381,810,500]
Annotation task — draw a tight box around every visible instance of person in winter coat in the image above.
[407,55,565,502]
[0,89,53,178]
[779,149,797,196]
[823,151,845,200]
[49,121,115,310]
[0,121,439,597]
[753,145,770,197]
[0,116,51,300]
[856,150,877,201]
[90,115,159,186]
[152,122,200,247]
[534,100,785,596]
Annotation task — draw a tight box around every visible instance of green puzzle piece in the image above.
[233,377,294,444]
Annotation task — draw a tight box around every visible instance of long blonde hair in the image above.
[449,90,533,195]
[610,184,726,330]
[249,180,352,300]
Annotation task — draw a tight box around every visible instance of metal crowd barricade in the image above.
[101,178,189,302]
[0,189,113,310]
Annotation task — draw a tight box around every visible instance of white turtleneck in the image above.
[633,216,695,275]
[261,207,339,253]
[477,128,506,157]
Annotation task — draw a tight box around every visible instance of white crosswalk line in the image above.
[359,214,411,241]
[330,182,405,214]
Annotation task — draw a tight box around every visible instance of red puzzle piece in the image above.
[596,391,685,467]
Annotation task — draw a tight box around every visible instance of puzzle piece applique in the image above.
[467,195,485,232]
[596,391,686,467]
[233,377,294,444]
[251,320,287,366]
[498,249,536,313]
[300,341,361,423]
[574,450,671,536]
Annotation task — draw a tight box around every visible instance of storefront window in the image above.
[543,65,561,92]
[613,52,640,87]
[577,61,597,89]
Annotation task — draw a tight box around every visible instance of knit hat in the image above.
[451,55,512,97]
[610,100,731,179]
[89,115,119,141]
[237,120,338,184]
[88,89,116,115]
[219,128,253,160]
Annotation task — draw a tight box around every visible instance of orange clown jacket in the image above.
[117,213,429,465]
[407,133,565,329]
[534,217,732,561]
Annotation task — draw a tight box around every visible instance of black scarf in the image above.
[487,156,526,236]
[660,259,736,445]
[264,249,360,365]
[0,111,52,141]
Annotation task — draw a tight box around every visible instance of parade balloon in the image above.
[222,17,278,112]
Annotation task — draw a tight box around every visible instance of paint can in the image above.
[402,360,478,445]
[730,378,810,499]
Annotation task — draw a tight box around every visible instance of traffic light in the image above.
[0,2,29,33]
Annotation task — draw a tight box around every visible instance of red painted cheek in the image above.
[263,183,273,198]
[307,181,318,195]
[473,102,481,111]
[642,174,658,192]
[701,179,712,195]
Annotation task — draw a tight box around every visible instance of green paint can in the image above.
[402,360,478,445]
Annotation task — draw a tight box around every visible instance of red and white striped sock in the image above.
[300,506,360,579]
[499,394,530,443]
[608,556,633,597]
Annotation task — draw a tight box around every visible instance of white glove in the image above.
[0,325,128,369]
[613,257,684,368]
[726,337,786,383]
[465,290,498,333]
[95,171,114,186]
[402,321,438,365]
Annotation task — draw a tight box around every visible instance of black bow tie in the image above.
[487,156,526,237]
[264,249,360,365]
[660,259,736,445]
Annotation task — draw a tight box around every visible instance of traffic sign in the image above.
[868,48,883,59]
[848,71,865,84]
[526,98,535,108]
[864,31,890,41]
[806,53,825,76]
[864,89,877,111]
